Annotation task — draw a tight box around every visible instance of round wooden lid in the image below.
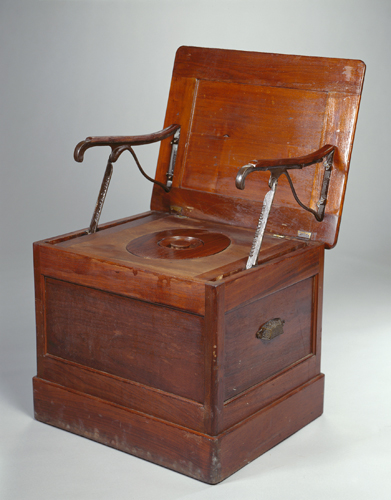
[126,228,231,260]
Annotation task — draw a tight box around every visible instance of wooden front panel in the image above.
[45,278,205,402]
[224,277,314,400]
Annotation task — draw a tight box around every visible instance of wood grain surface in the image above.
[152,46,365,248]
[33,46,364,483]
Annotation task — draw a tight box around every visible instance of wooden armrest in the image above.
[236,144,335,190]
[74,124,181,162]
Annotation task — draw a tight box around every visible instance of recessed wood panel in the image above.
[224,277,314,399]
[45,278,205,402]
[181,80,327,209]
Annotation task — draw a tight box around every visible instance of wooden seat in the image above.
[33,46,365,483]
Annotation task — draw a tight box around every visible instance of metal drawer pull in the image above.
[256,318,285,341]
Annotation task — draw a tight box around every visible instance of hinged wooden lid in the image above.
[151,46,365,248]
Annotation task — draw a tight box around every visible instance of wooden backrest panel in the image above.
[152,47,365,248]
[181,81,328,207]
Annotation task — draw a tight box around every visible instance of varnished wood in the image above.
[53,213,301,281]
[34,237,207,314]
[74,124,180,162]
[172,46,364,94]
[222,355,318,431]
[33,377,217,482]
[241,144,335,171]
[217,375,324,482]
[33,374,324,484]
[204,283,225,435]
[152,47,365,248]
[223,243,322,312]
[40,355,205,431]
[126,228,231,260]
[45,278,205,402]
[33,47,364,484]
[151,186,341,247]
[196,238,307,281]
[224,277,314,399]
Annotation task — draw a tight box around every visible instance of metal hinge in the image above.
[297,230,312,240]
[165,128,181,189]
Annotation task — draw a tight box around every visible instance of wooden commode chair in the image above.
[33,46,365,483]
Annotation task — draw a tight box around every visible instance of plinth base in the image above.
[33,374,324,484]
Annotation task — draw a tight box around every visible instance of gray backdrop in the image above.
[1,1,390,499]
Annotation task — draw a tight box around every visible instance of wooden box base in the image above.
[33,213,325,484]
[33,375,324,484]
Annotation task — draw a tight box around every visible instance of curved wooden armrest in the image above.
[74,124,181,162]
[235,144,335,190]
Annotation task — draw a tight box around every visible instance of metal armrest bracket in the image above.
[74,124,180,234]
[236,145,335,269]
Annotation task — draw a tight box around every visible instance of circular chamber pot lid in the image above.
[126,228,231,260]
